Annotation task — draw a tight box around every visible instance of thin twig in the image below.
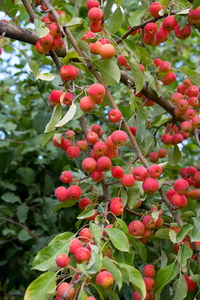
[0,217,45,247]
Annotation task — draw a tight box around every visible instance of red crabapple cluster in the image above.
[34,3,65,55]
[143,2,194,47]
[133,264,156,300]
[148,148,167,163]
[154,58,176,86]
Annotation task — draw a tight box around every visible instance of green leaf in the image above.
[127,182,141,209]
[42,132,55,148]
[129,58,143,94]
[36,73,55,81]
[115,218,129,233]
[193,0,200,9]
[155,263,177,293]
[136,106,148,143]
[123,40,140,61]
[121,187,127,207]
[126,233,147,263]
[106,7,123,33]
[128,9,145,27]
[17,203,29,223]
[66,17,85,30]
[190,217,200,242]
[24,272,56,300]
[179,66,200,86]
[107,290,120,300]
[155,228,170,240]
[90,284,106,300]
[87,246,102,274]
[169,145,181,166]
[144,71,159,95]
[77,207,95,219]
[51,200,77,215]
[44,105,62,133]
[32,232,74,271]
[104,228,130,252]
[90,222,101,243]
[63,51,79,65]
[176,223,193,243]
[21,50,40,77]
[173,273,187,300]
[178,244,193,267]
[92,59,120,86]
[18,229,32,241]
[78,290,88,300]
[1,192,21,204]
[104,0,114,20]
[120,263,146,299]
[55,103,76,128]
[102,256,122,290]
[189,274,200,283]
[34,19,50,38]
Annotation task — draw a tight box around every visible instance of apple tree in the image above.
[1,0,200,299]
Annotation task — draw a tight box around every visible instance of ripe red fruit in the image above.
[96,271,114,289]
[154,58,162,67]
[189,189,200,199]
[89,41,102,55]
[65,130,75,140]
[86,209,98,221]
[148,152,159,163]
[51,37,63,51]
[39,33,53,48]
[142,178,159,194]
[93,141,107,155]
[60,171,73,183]
[111,166,124,179]
[133,166,148,181]
[148,164,162,178]
[188,96,199,107]
[80,96,96,113]
[88,83,105,102]
[128,220,145,237]
[79,228,93,243]
[88,7,103,23]
[69,238,82,254]
[105,148,118,159]
[184,275,197,292]
[184,108,196,120]
[90,21,102,33]
[82,31,96,41]
[144,23,158,35]
[150,2,163,17]
[170,194,187,209]
[144,277,155,292]
[66,146,80,158]
[143,264,156,278]
[67,185,82,201]
[57,282,74,299]
[117,55,128,66]
[172,133,184,145]
[63,92,73,106]
[60,65,78,82]
[76,140,88,151]
[142,215,156,230]
[110,201,124,216]
[174,24,191,40]
[99,44,115,59]
[97,156,112,172]
[129,126,137,136]
[159,61,171,74]
[111,130,127,147]
[163,15,177,31]
[87,0,99,10]
[174,179,189,195]
[48,23,61,38]
[49,89,63,106]
[87,131,98,144]
[157,148,167,158]
[121,174,135,187]
[180,121,193,133]
[108,109,122,123]
[35,41,50,55]
[60,139,72,151]
[56,254,69,268]
[155,217,163,228]
[55,186,68,202]
[79,198,93,210]
[91,124,101,135]
[192,116,200,129]
[82,157,97,172]
[74,247,91,263]
[91,169,104,182]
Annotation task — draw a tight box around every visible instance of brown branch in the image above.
[194,128,200,148]
[0,237,18,245]
[62,273,84,300]
[21,0,38,21]
[0,138,25,144]
[0,217,45,247]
